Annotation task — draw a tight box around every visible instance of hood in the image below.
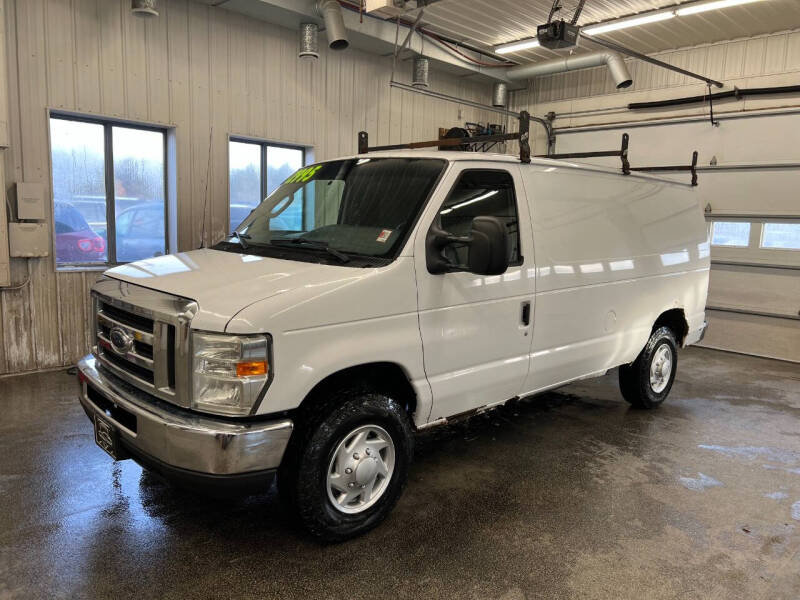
[104,249,360,331]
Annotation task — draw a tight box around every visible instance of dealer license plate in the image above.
[94,414,121,460]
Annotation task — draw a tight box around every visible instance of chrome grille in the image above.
[97,302,157,384]
[92,278,197,409]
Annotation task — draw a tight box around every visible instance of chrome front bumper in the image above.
[77,355,293,478]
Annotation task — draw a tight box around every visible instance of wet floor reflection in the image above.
[3,348,800,599]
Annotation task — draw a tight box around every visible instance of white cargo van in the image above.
[78,149,709,540]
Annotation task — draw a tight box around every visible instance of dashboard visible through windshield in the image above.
[214,157,446,266]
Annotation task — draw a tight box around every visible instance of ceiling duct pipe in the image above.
[506,50,632,89]
[299,23,319,59]
[492,82,508,107]
[131,0,158,17]
[317,0,349,50]
[412,57,430,88]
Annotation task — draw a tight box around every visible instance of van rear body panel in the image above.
[519,161,709,397]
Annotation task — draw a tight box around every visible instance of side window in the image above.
[229,139,305,231]
[50,115,167,266]
[438,169,521,265]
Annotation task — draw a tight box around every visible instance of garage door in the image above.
[552,110,800,363]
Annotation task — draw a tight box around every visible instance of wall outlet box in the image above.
[9,223,50,257]
[16,182,46,220]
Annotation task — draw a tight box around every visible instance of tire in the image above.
[278,388,414,542]
[619,326,678,409]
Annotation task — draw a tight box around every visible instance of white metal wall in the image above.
[0,0,496,376]
[511,29,800,362]
[0,0,9,289]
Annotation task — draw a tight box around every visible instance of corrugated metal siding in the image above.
[420,0,800,63]
[514,28,800,107]
[0,0,496,376]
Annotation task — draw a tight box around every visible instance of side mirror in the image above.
[425,215,509,275]
[467,216,509,275]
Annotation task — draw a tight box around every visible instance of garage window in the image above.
[760,223,800,250]
[49,114,167,267]
[711,221,750,247]
[229,139,305,231]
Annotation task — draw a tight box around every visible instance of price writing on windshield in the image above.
[284,165,322,184]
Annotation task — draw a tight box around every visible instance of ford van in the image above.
[77,150,709,540]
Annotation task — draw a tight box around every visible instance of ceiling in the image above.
[417,0,800,63]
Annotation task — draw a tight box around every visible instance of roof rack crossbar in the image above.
[361,132,520,153]
[537,133,630,174]
[629,150,699,186]
[357,112,533,163]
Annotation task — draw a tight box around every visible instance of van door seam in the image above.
[412,248,436,424]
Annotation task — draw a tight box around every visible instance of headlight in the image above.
[191,331,271,416]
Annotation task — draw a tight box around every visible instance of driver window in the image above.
[438,170,520,266]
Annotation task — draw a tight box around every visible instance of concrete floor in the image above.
[1,347,799,599]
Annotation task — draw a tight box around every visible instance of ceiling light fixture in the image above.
[493,0,769,55]
[582,11,675,36]
[495,39,540,55]
[676,0,766,16]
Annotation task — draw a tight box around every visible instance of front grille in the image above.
[96,302,158,386]
[101,349,156,384]
[100,302,154,331]
[92,279,196,409]
[134,340,153,359]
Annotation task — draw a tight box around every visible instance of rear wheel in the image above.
[278,389,413,542]
[619,326,678,409]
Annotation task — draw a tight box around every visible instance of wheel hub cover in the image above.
[355,457,379,485]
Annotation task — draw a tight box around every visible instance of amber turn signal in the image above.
[236,360,268,377]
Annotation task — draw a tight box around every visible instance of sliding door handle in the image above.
[521,301,531,326]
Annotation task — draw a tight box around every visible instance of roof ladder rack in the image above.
[630,150,699,186]
[358,111,533,164]
[537,133,631,174]
[358,124,699,186]
[538,133,699,186]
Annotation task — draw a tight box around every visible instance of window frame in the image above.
[49,111,169,270]
[228,136,306,233]
[710,220,752,248]
[434,168,524,268]
[705,216,800,268]
[759,220,800,252]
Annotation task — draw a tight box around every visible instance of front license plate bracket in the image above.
[94,413,128,461]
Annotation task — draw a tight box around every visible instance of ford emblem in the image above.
[109,326,134,355]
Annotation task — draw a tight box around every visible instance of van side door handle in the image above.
[521,301,531,326]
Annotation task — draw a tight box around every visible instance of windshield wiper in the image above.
[231,231,251,249]
[271,237,350,263]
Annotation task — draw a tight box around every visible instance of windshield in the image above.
[215,157,446,264]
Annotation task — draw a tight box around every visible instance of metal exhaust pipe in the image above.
[507,50,632,89]
[492,82,508,107]
[317,0,349,51]
[131,0,158,17]
[412,57,430,88]
[299,23,320,59]
[605,52,633,89]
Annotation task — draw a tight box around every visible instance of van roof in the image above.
[339,150,694,188]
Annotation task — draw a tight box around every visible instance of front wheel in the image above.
[278,390,413,542]
[619,326,678,409]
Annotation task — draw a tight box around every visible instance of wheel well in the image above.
[295,362,418,422]
[654,309,689,346]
